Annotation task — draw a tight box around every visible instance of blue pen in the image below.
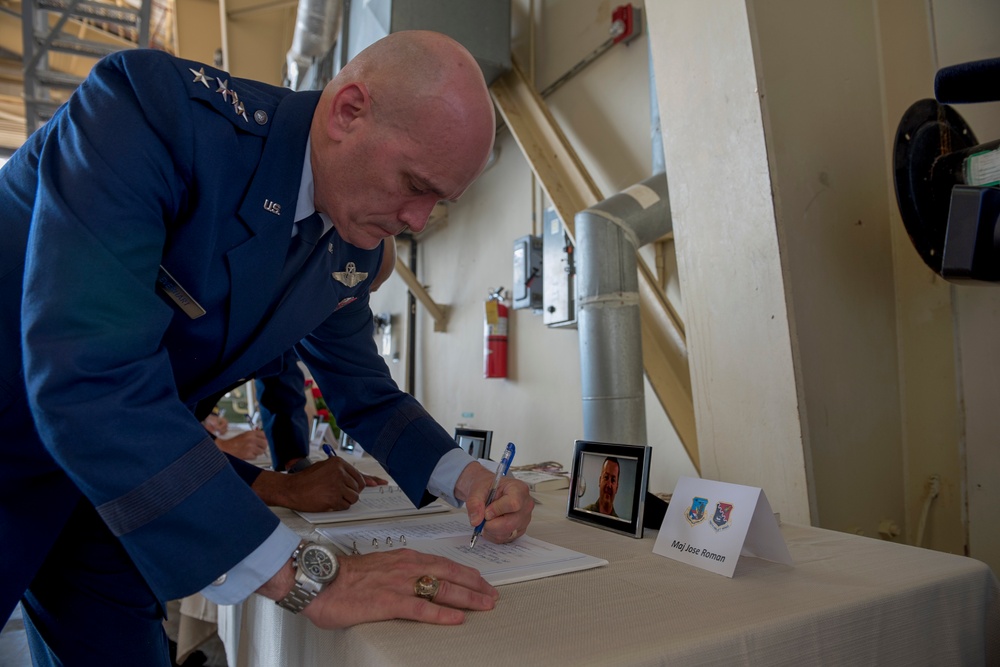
[322,443,338,459]
[470,442,515,549]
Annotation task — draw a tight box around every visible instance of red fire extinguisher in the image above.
[484,287,508,379]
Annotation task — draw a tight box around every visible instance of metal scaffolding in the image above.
[19,0,153,134]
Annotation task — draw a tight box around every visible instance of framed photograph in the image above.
[453,428,493,460]
[567,440,651,538]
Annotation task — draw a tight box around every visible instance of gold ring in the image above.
[413,575,441,601]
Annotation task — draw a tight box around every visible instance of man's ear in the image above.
[326,82,370,140]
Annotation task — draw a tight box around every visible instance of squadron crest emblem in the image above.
[711,502,733,531]
[685,497,708,526]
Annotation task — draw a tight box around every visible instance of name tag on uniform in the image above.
[157,265,207,319]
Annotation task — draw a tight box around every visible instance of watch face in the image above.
[300,544,338,583]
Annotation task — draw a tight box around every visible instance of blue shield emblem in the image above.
[686,497,708,526]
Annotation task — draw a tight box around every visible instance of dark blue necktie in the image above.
[272,212,324,308]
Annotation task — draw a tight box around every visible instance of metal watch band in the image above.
[276,540,312,614]
[276,581,318,614]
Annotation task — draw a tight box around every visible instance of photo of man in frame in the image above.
[576,453,636,522]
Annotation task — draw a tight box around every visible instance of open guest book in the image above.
[315,513,608,585]
[295,485,450,524]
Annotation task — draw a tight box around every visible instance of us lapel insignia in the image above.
[332,262,368,288]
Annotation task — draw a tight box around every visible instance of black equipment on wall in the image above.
[894,56,1000,283]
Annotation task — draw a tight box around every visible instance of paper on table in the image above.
[316,513,608,585]
[295,486,450,524]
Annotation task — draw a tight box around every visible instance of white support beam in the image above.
[646,2,811,523]
[393,256,449,333]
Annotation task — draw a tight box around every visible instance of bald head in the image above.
[309,31,496,249]
[341,32,490,125]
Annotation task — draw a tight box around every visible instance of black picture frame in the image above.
[453,428,493,460]
[567,440,651,538]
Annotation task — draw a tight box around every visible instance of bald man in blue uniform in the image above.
[0,31,533,664]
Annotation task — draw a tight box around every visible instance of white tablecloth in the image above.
[223,489,999,666]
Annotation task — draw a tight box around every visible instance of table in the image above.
[224,489,999,666]
[166,595,226,665]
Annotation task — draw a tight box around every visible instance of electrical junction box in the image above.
[512,235,543,311]
[345,0,511,85]
[542,207,577,328]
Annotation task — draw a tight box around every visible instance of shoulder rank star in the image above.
[188,67,214,88]
[215,77,231,102]
[332,262,368,288]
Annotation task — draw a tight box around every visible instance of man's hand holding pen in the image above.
[455,453,535,545]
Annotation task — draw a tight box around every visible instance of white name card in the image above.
[652,476,793,577]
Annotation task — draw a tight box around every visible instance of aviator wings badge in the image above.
[332,262,368,288]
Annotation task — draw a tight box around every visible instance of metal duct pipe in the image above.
[286,0,342,90]
[576,172,671,445]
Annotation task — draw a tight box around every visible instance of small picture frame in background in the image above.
[567,440,651,538]
[339,430,358,452]
[453,428,493,460]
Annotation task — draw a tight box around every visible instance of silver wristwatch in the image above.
[276,540,339,614]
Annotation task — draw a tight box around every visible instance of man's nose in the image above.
[399,195,440,234]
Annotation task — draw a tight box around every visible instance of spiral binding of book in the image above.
[351,534,409,554]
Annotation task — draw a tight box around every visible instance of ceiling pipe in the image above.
[285,0,342,90]
[576,172,670,445]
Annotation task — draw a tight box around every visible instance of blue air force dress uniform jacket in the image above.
[0,49,461,625]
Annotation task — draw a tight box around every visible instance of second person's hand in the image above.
[215,429,268,460]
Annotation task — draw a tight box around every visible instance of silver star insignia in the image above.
[188,67,214,88]
[233,99,248,122]
[332,262,369,288]
[215,78,231,102]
